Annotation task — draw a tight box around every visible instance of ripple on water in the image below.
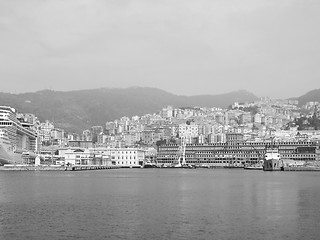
[0,170,320,240]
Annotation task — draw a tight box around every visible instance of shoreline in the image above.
[0,165,120,171]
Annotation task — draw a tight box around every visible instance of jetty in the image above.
[0,164,120,171]
[283,166,320,171]
[65,165,119,171]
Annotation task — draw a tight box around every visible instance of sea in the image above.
[1,168,320,240]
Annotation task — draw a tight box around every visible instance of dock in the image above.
[0,164,120,171]
[283,166,320,171]
[65,165,120,171]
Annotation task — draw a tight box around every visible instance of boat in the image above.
[170,162,195,168]
[263,146,283,171]
[0,129,21,165]
[282,160,320,171]
[244,160,264,170]
[0,106,38,165]
[143,160,157,168]
[170,158,183,168]
[244,164,263,170]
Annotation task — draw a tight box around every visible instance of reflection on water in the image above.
[1,170,320,240]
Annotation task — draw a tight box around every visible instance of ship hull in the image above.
[244,166,263,170]
[0,144,23,165]
[263,159,283,171]
[143,164,156,168]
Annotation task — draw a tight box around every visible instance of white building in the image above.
[64,148,111,166]
[39,120,54,143]
[178,123,199,139]
[161,106,174,118]
[110,148,145,168]
[64,149,93,165]
[254,113,262,124]
[208,133,226,143]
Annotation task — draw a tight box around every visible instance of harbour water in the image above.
[1,169,320,240]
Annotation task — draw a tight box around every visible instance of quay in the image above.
[283,166,320,171]
[65,165,120,171]
[0,164,120,171]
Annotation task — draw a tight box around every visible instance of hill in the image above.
[0,87,258,132]
[291,89,320,106]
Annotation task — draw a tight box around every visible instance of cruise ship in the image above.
[0,106,38,165]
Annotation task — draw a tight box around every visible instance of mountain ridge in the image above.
[0,87,260,132]
[290,88,320,106]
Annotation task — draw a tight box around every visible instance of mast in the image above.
[180,136,186,165]
[173,136,187,167]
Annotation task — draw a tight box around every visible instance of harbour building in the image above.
[59,147,145,168]
[157,136,320,167]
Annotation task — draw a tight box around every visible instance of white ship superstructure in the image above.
[0,106,37,164]
[263,147,283,171]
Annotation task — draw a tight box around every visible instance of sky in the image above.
[0,0,319,99]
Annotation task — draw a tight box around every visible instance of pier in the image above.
[0,164,120,171]
[283,166,320,171]
[65,165,120,171]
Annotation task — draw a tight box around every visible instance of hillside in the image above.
[0,87,258,132]
[291,89,320,106]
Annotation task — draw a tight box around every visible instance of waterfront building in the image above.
[39,145,63,164]
[64,148,94,166]
[57,148,110,166]
[109,148,145,167]
[157,140,320,168]
[53,146,145,167]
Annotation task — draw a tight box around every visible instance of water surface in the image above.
[1,169,320,240]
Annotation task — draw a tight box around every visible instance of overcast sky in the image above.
[0,0,319,98]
